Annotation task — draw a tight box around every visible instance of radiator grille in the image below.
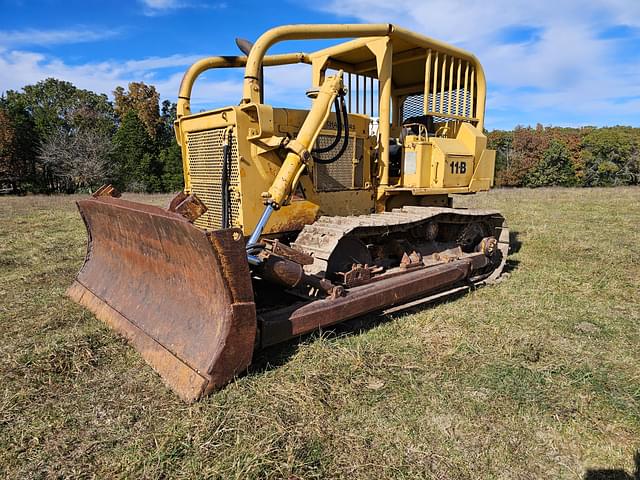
[314,135,364,191]
[186,128,240,230]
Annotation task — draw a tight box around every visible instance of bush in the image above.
[492,125,640,187]
[523,140,576,187]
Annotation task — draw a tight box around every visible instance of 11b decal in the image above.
[450,161,467,174]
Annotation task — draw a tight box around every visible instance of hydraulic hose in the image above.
[312,94,350,165]
[221,128,233,228]
[312,97,342,154]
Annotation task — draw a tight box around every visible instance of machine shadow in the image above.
[509,230,522,254]
[249,231,522,376]
[583,451,640,480]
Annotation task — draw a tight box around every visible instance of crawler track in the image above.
[292,206,509,285]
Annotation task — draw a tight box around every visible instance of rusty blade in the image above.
[67,196,256,402]
[258,258,474,347]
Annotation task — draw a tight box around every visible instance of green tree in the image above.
[487,130,513,185]
[156,99,183,191]
[2,78,115,192]
[0,108,18,190]
[18,78,114,139]
[581,127,640,186]
[0,96,39,191]
[159,100,177,146]
[523,140,576,187]
[112,110,160,191]
[159,142,184,192]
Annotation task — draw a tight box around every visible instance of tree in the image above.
[38,126,113,192]
[112,110,160,191]
[18,78,114,139]
[497,126,551,186]
[159,142,184,192]
[159,99,177,146]
[113,83,161,140]
[156,99,183,191]
[523,139,576,187]
[0,109,18,190]
[487,130,513,185]
[0,97,38,191]
[2,78,115,192]
[581,127,640,186]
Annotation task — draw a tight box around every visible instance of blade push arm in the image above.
[265,71,344,208]
[246,72,344,262]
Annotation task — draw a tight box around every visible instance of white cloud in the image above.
[142,0,181,8]
[0,28,119,47]
[0,40,318,112]
[0,48,245,108]
[313,0,640,128]
[139,0,227,16]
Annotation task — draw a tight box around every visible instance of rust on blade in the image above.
[258,258,473,347]
[67,196,256,402]
[171,193,208,222]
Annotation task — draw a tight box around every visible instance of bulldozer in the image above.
[68,24,509,402]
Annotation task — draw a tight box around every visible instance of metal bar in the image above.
[177,52,310,118]
[363,75,367,115]
[391,89,398,128]
[266,73,343,206]
[423,49,432,114]
[448,56,454,114]
[355,74,360,113]
[440,54,446,113]
[455,58,462,116]
[247,204,274,248]
[258,259,474,347]
[242,23,393,102]
[348,73,352,112]
[474,65,486,130]
[432,52,439,113]
[470,67,476,119]
[378,39,393,187]
[463,61,469,117]
[370,77,374,116]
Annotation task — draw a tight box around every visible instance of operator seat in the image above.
[402,114,436,136]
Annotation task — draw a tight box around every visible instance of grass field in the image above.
[1,187,639,479]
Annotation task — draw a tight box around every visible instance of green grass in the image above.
[1,188,639,479]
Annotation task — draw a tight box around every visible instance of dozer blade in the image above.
[67,196,256,402]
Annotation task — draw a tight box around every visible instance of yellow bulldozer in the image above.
[68,24,509,401]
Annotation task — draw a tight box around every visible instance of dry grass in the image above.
[0,188,639,479]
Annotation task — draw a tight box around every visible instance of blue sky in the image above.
[1,0,639,130]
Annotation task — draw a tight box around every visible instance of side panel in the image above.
[178,106,376,235]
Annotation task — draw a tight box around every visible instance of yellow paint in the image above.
[174,24,497,236]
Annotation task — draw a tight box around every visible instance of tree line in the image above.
[489,124,640,187]
[1,77,639,194]
[0,78,182,194]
